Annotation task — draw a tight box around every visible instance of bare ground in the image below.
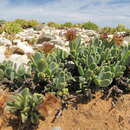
[1,92,130,130]
[38,92,130,130]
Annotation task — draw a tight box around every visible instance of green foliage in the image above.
[0,19,6,33]
[0,26,4,34]
[2,22,23,34]
[7,88,43,125]
[27,19,39,27]
[47,22,78,29]
[63,22,73,28]
[101,24,130,34]
[29,51,73,95]
[0,69,4,80]
[14,19,29,29]
[47,22,60,28]
[116,24,126,32]
[14,19,39,29]
[82,21,99,30]
[0,61,30,89]
[126,28,130,33]
[68,37,130,93]
[101,27,116,34]
[0,19,6,24]
[1,36,130,95]
[73,23,82,28]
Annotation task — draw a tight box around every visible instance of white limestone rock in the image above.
[0,38,12,46]
[122,40,128,47]
[16,41,34,54]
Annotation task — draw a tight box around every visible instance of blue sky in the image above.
[0,0,130,27]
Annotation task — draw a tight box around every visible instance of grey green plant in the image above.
[7,88,43,125]
[69,37,130,93]
[30,51,73,95]
[0,61,31,89]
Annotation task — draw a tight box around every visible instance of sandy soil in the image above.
[38,92,130,130]
[1,92,130,130]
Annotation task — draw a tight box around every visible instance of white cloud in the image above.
[0,0,129,27]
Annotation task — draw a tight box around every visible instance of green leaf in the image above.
[78,65,84,76]
[21,113,28,123]
[100,79,112,87]
[17,64,25,76]
[0,69,4,80]
[10,71,15,81]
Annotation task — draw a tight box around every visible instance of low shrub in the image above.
[116,24,126,32]
[2,22,23,34]
[14,19,29,28]
[101,27,116,34]
[27,20,39,28]
[47,22,60,28]
[82,21,99,31]
[0,26,4,34]
[0,19,6,25]
[14,19,39,29]
[101,24,130,34]
[63,22,73,28]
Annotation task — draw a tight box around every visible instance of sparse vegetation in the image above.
[63,22,73,28]
[14,19,39,29]
[101,24,130,34]
[82,21,99,30]
[0,18,130,129]
[47,22,60,28]
[2,22,23,34]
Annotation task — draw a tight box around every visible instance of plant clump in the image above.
[65,29,77,41]
[14,19,39,29]
[63,22,73,28]
[7,88,43,129]
[82,21,99,31]
[2,22,23,34]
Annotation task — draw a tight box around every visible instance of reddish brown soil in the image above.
[1,92,130,130]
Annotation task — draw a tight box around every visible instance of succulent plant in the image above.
[0,61,31,90]
[65,29,77,41]
[7,88,43,126]
[0,69,4,80]
[30,51,73,95]
[68,37,130,92]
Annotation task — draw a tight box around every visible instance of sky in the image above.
[0,0,130,27]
